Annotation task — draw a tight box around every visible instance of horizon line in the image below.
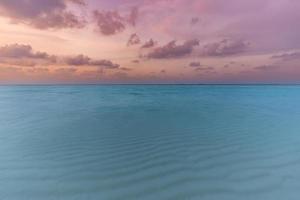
[1,83,300,86]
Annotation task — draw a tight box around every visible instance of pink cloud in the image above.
[127,33,141,46]
[141,39,156,49]
[201,39,250,57]
[0,0,86,29]
[146,39,199,59]
[0,44,120,69]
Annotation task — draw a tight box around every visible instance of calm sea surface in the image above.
[0,85,300,200]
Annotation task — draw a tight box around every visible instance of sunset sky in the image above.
[0,0,300,84]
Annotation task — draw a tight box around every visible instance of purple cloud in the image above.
[0,0,86,29]
[120,67,132,71]
[188,60,215,72]
[254,65,279,71]
[132,59,140,63]
[93,10,126,35]
[195,66,214,71]
[93,7,139,36]
[127,33,141,46]
[271,52,300,61]
[141,39,156,49]
[65,54,89,66]
[66,54,120,68]
[202,39,250,57]
[190,17,200,26]
[0,44,120,69]
[0,44,56,66]
[146,39,199,59]
[0,44,50,59]
[189,62,201,67]
[90,60,119,69]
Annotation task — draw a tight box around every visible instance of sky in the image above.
[0,0,300,84]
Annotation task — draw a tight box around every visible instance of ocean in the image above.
[0,85,300,200]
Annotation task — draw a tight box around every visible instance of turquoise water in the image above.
[0,85,300,200]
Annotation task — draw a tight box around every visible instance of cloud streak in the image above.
[201,39,250,57]
[254,65,280,71]
[271,52,300,61]
[0,44,120,69]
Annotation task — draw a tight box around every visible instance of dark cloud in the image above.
[90,60,119,69]
[0,44,50,59]
[141,39,156,49]
[132,59,140,63]
[93,10,126,35]
[189,62,201,67]
[146,39,199,59]
[0,0,86,29]
[271,52,300,61]
[120,67,132,71]
[190,17,200,26]
[0,44,120,69]
[189,61,217,71]
[127,33,141,46]
[202,39,250,56]
[254,65,279,71]
[187,61,215,71]
[195,66,215,71]
[32,12,86,30]
[0,44,56,66]
[65,54,120,68]
[65,54,89,66]
[93,7,138,36]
